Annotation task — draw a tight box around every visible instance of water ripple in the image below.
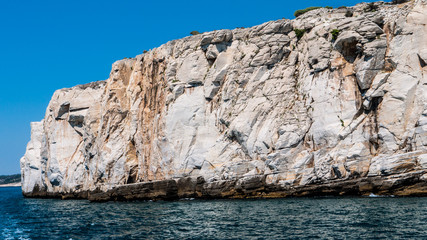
[1,188,427,239]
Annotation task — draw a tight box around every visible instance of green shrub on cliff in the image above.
[294,6,333,18]
[294,28,306,40]
[392,0,409,4]
[331,29,340,41]
[364,3,378,12]
[294,7,321,17]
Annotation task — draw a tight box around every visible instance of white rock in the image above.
[21,0,427,196]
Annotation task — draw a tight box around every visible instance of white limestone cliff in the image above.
[21,0,427,199]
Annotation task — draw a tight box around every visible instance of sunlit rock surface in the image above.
[21,0,427,200]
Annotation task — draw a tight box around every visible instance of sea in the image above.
[1,187,427,239]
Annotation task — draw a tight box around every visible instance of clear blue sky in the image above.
[0,0,380,175]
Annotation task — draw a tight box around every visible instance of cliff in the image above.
[21,0,427,201]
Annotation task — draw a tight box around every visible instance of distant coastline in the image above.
[0,174,21,187]
[0,182,21,187]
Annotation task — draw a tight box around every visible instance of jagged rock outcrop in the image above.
[21,0,427,201]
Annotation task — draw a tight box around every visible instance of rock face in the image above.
[21,0,427,201]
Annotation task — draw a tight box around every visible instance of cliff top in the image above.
[57,0,415,93]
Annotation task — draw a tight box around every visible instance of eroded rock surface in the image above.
[21,0,427,200]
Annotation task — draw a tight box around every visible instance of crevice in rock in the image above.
[227,130,251,158]
[188,82,203,88]
[69,107,89,112]
[352,83,366,120]
[418,54,426,68]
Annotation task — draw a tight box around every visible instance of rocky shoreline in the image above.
[23,170,427,202]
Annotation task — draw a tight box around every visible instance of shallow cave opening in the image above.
[370,96,383,112]
[341,41,360,63]
[376,21,385,30]
[345,10,353,18]
[68,115,84,128]
[207,59,215,66]
[363,96,383,115]
[56,103,70,120]
[126,170,138,184]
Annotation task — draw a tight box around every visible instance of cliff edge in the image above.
[21,0,427,201]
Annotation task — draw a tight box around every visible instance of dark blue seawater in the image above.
[1,187,427,239]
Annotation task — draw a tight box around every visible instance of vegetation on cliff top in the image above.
[294,6,333,17]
